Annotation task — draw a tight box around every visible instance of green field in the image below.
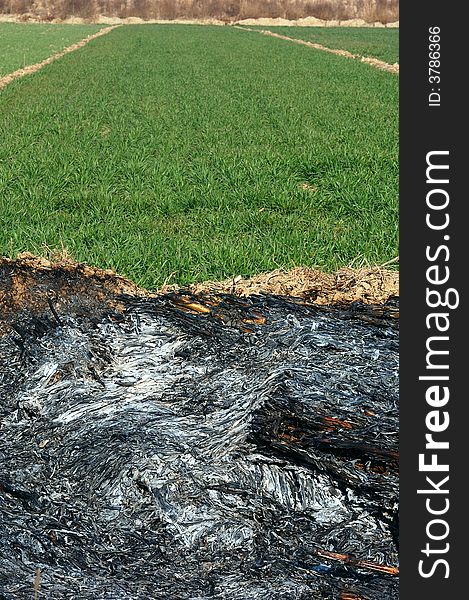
[244,26,399,64]
[0,24,398,289]
[0,23,104,76]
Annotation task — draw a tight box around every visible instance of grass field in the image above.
[243,26,399,64]
[0,23,105,76]
[0,24,398,289]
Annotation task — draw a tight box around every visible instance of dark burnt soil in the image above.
[0,254,144,335]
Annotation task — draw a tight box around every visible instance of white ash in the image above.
[0,294,398,599]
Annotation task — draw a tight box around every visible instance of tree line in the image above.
[0,0,399,23]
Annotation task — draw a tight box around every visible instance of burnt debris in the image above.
[0,292,399,599]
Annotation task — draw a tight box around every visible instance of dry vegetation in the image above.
[1,0,398,23]
[0,253,399,337]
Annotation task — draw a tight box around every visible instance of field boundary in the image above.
[0,14,399,28]
[0,255,399,331]
[0,25,119,91]
[0,253,399,338]
[236,26,399,73]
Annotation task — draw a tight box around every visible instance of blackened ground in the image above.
[0,293,399,599]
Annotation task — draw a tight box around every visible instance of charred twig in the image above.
[315,548,399,576]
[0,480,39,505]
[47,296,62,326]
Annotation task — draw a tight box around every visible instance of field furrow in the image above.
[240,25,399,64]
[0,23,108,76]
[237,26,398,72]
[0,25,120,91]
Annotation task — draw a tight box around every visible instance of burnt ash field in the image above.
[0,24,398,289]
[0,278,399,600]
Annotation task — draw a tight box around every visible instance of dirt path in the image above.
[0,25,120,92]
[237,26,399,74]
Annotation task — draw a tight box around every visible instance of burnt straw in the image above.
[0,293,398,599]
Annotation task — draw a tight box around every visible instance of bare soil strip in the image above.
[0,14,399,28]
[237,26,399,74]
[0,25,119,91]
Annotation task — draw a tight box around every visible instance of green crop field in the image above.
[0,24,398,289]
[0,23,105,76]
[244,26,399,64]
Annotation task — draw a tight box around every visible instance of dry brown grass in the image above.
[1,252,397,317]
[169,265,399,305]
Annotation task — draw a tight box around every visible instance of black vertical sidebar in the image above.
[400,2,466,599]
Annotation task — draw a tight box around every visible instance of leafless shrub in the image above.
[6,0,29,14]
[1,0,399,23]
[223,0,241,18]
[157,0,176,19]
[375,0,399,24]
[40,11,56,20]
[285,1,307,20]
[74,0,96,18]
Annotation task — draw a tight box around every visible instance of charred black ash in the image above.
[0,293,399,599]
